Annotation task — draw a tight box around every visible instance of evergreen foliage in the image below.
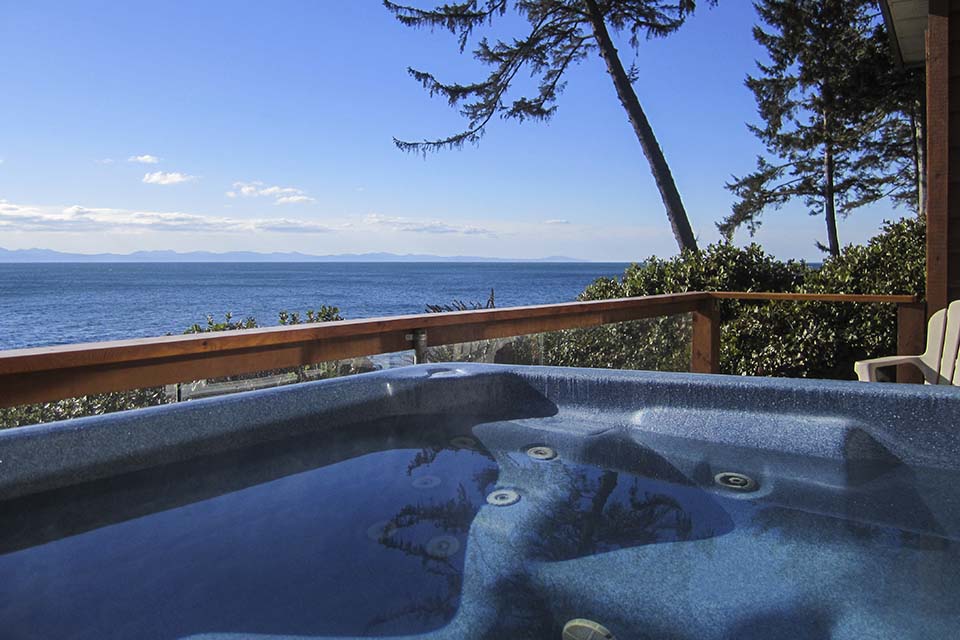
[183,312,259,334]
[183,307,343,334]
[543,243,806,372]
[426,289,496,313]
[383,0,715,252]
[723,0,923,256]
[554,217,925,379]
[0,387,169,431]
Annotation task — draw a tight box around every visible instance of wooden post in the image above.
[897,302,927,383]
[409,329,428,364]
[691,299,720,374]
[925,1,950,316]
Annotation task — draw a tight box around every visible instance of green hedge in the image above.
[547,217,925,379]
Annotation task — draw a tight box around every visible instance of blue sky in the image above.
[0,1,911,261]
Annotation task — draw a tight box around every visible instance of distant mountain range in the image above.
[0,247,583,263]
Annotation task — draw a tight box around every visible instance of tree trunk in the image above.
[583,0,699,254]
[577,471,618,555]
[913,94,927,218]
[823,143,840,257]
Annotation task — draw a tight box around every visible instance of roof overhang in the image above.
[881,0,929,67]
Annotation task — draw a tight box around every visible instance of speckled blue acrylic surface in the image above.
[1,364,958,639]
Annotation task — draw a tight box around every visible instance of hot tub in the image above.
[1,364,958,639]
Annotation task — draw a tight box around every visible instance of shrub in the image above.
[550,217,925,379]
[735,217,924,379]
[544,242,807,373]
[0,387,169,430]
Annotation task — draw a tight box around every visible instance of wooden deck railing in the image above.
[0,292,921,408]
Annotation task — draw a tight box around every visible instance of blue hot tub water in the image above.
[0,364,958,639]
[0,416,501,637]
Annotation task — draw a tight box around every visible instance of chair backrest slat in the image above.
[936,301,960,384]
[921,307,947,384]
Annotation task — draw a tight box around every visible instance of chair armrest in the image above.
[854,355,926,382]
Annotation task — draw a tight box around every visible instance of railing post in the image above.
[691,298,720,374]
[897,302,926,384]
[408,329,428,364]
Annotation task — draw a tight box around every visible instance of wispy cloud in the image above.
[275,195,314,205]
[0,199,503,240]
[95,158,115,165]
[363,213,492,236]
[143,171,196,185]
[259,186,301,197]
[254,218,331,233]
[0,200,331,234]
[0,199,664,259]
[226,181,315,205]
[227,182,262,198]
[544,219,571,225]
[128,154,160,164]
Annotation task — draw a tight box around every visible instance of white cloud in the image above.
[95,158,115,165]
[0,200,331,234]
[254,218,331,233]
[545,219,571,225]
[363,213,492,236]
[0,198,504,241]
[0,199,673,259]
[259,186,302,197]
[275,195,315,205]
[227,180,315,205]
[143,171,197,185]
[128,154,160,164]
[225,181,261,198]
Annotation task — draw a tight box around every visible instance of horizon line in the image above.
[0,247,626,264]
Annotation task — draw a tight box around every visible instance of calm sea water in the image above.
[0,262,629,350]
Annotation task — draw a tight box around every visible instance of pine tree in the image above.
[722,0,923,257]
[384,0,716,254]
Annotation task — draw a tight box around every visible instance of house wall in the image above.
[927,0,960,313]
[949,1,960,304]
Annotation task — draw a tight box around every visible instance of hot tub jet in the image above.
[714,471,758,492]
[486,489,521,506]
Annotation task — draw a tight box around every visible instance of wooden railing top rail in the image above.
[0,292,711,375]
[0,290,920,409]
[709,292,918,304]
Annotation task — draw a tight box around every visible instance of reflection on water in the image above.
[464,425,740,639]
[530,465,734,561]
[0,415,498,639]
[475,425,737,563]
[367,463,498,633]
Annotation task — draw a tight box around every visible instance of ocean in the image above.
[0,262,630,350]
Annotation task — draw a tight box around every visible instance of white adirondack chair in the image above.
[855,300,960,385]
